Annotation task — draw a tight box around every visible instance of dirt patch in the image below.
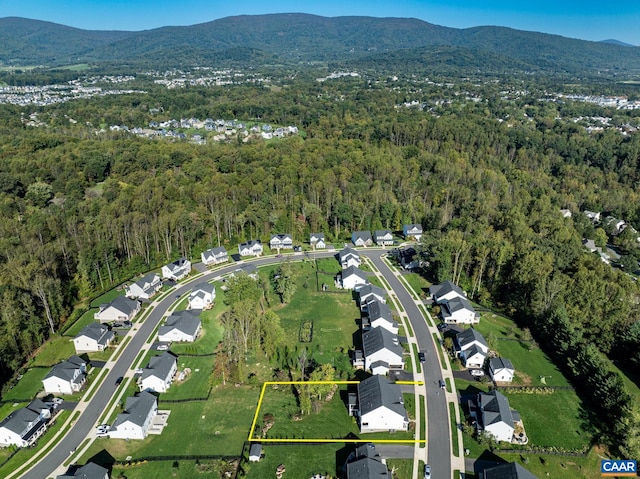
[515,371,533,385]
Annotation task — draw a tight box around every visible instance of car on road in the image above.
[418,352,426,362]
[424,464,431,479]
[438,379,445,389]
[115,376,123,386]
[437,322,448,331]
[470,369,485,377]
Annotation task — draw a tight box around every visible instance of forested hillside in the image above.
[0,71,640,457]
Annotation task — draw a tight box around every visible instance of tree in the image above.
[272,261,297,304]
[260,311,285,359]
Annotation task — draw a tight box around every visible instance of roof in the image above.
[249,443,262,457]
[357,375,408,420]
[27,399,50,413]
[135,272,160,287]
[159,310,201,337]
[202,246,227,259]
[56,462,109,479]
[310,232,325,240]
[456,328,488,350]
[489,357,515,372]
[270,233,292,241]
[190,282,215,296]
[481,462,539,479]
[352,231,373,241]
[165,257,190,271]
[357,284,386,301]
[362,327,402,357]
[403,223,423,232]
[239,239,261,248]
[44,355,85,381]
[374,229,392,237]
[112,391,157,428]
[343,265,367,281]
[367,300,395,326]
[0,407,40,435]
[346,456,390,479]
[76,323,113,344]
[429,280,465,300]
[141,352,177,383]
[441,296,476,315]
[339,247,360,261]
[99,296,138,316]
[479,390,514,429]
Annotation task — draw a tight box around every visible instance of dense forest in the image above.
[1,71,640,457]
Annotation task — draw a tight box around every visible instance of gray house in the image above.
[201,246,229,266]
[345,443,391,479]
[0,400,51,448]
[109,391,158,440]
[94,296,140,323]
[357,375,408,433]
[362,327,404,375]
[352,231,373,247]
[480,462,538,479]
[139,352,178,393]
[56,462,110,479]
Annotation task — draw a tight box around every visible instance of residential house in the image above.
[0,400,51,448]
[161,257,191,281]
[345,443,391,479]
[42,355,87,395]
[201,246,228,266]
[402,224,423,241]
[229,264,259,280]
[440,296,480,324]
[480,462,538,479]
[188,282,216,310]
[356,284,387,312]
[249,443,263,462]
[455,329,489,369]
[338,247,361,269]
[56,462,110,479]
[73,323,114,353]
[429,280,466,303]
[397,246,419,270]
[108,391,158,440]
[362,327,404,375]
[139,352,178,393]
[352,231,373,247]
[604,216,626,235]
[470,390,520,443]
[238,240,263,257]
[363,300,398,335]
[373,230,394,247]
[269,233,293,250]
[158,311,202,343]
[357,375,409,433]
[310,233,326,249]
[584,210,601,223]
[489,357,515,383]
[94,296,140,323]
[125,272,162,300]
[559,209,572,218]
[341,266,369,290]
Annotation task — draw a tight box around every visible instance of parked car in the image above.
[157,344,170,351]
[470,369,485,377]
[112,323,122,328]
[438,379,445,389]
[424,464,431,479]
[418,352,426,362]
[115,376,123,386]
[437,322,448,331]
[96,425,109,437]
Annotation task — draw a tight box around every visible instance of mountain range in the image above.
[1,14,640,76]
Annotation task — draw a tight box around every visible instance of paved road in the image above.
[366,251,452,479]
[23,252,335,479]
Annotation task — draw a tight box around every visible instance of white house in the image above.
[338,247,361,269]
[373,230,394,246]
[356,284,387,311]
[364,300,398,334]
[162,257,191,281]
[139,352,178,393]
[201,246,228,266]
[402,224,423,241]
[357,375,409,433]
[73,323,114,353]
[94,296,140,323]
[109,391,158,440]
[0,400,50,448]
[489,357,515,383]
[125,272,162,300]
[440,296,480,324]
[229,264,259,280]
[158,311,202,343]
[341,266,369,290]
[472,390,519,443]
[269,233,293,250]
[584,210,601,223]
[455,329,489,369]
[42,355,87,395]
[238,240,263,257]
[310,233,326,249]
[429,280,466,303]
[362,327,404,375]
[352,231,373,247]
[56,462,109,479]
[188,282,215,310]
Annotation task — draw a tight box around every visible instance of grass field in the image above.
[387,458,414,479]
[1,368,49,401]
[29,336,75,366]
[400,271,432,299]
[244,443,343,478]
[63,309,99,337]
[160,356,214,400]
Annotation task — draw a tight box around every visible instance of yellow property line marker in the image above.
[248,380,426,444]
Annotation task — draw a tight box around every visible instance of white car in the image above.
[424,464,431,479]
[470,369,485,377]
[95,425,110,437]
[157,344,170,351]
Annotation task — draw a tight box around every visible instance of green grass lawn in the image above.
[82,384,260,463]
[110,459,230,479]
[63,309,99,337]
[1,367,49,401]
[400,272,432,299]
[387,458,414,479]
[160,356,214,400]
[29,336,75,366]
[90,289,126,308]
[244,443,343,479]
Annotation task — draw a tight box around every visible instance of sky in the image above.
[1,0,639,46]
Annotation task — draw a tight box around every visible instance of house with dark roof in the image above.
[0,400,51,448]
[188,282,216,310]
[356,284,387,312]
[489,357,515,383]
[229,264,259,280]
[269,233,293,250]
[455,329,489,369]
[125,272,162,300]
[309,233,326,249]
[362,327,404,375]
[42,355,87,395]
[108,391,158,440]
[352,231,373,247]
[363,300,398,334]
[429,280,466,303]
[357,376,408,433]
[73,323,114,353]
[158,310,202,343]
[373,230,394,246]
[402,224,423,241]
[341,265,369,290]
[440,296,480,324]
[480,461,538,479]
[470,390,519,443]
[139,352,178,393]
[238,239,263,257]
[56,462,110,479]
[338,247,362,269]
[161,257,191,281]
[201,246,228,266]
[93,296,140,323]
[345,443,391,479]
[249,443,263,462]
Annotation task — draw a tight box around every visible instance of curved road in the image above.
[23,250,452,479]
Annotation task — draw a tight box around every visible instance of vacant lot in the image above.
[160,356,214,401]
[1,367,49,401]
[244,443,346,479]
